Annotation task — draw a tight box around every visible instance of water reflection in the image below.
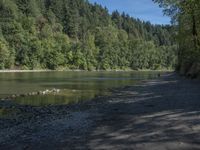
[0,71,162,106]
[15,89,110,106]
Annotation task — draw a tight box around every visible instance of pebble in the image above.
[1,88,62,101]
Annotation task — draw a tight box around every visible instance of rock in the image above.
[11,95,16,99]
[37,91,43,95]
[6,97,11,100]
[27,93,32,96]
[20,94,26,97]
[187,62,200,79]
[179,62,192,75]
[2,88,62,102]
[23,145,29,150]
[55,89,60,93]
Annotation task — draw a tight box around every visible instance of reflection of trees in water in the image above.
[1,71,161,105]
[15,89,108,106]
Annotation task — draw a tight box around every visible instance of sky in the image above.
[88,0,171,25]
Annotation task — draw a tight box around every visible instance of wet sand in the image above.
[0,72,200,150]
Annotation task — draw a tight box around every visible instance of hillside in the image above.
[0,0,177,70]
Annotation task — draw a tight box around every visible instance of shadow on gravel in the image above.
[84,74,200,150]
[1,73,200,150]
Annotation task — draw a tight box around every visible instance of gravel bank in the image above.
[0,73,200,150]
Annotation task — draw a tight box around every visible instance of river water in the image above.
[0,71,162,106]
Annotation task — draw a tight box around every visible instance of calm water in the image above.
[0,71,161,106]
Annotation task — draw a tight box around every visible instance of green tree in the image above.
[0,0,177,70]
[0,40,11,69]
[154,0,200,77]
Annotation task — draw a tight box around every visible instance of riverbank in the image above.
[0,70,53,73]
[0,69,173,73]
[0,72,200,150]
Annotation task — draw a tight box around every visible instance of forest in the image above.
[0,0,177,70]
[154,0,200,78]
[1,1,200,149]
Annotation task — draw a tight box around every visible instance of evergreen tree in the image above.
[0,0,177,70]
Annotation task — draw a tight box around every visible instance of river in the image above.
[0,71,162,106]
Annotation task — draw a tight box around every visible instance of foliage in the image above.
[0,0,177,70]
[0,39,14,69]
[153,0,200,77]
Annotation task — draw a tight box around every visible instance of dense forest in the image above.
[0,0,177,70]
[154,0,200,77]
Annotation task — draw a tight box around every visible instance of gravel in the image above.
[1,73,200,150]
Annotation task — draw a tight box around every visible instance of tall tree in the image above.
[153,0,200,77]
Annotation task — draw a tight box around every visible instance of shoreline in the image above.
[0,69,174,73]
[1,73,199,149]
[0,70,53,73]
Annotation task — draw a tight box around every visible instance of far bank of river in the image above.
[0,69,173,73]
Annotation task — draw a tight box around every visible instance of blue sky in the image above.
[88,0,171,25]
